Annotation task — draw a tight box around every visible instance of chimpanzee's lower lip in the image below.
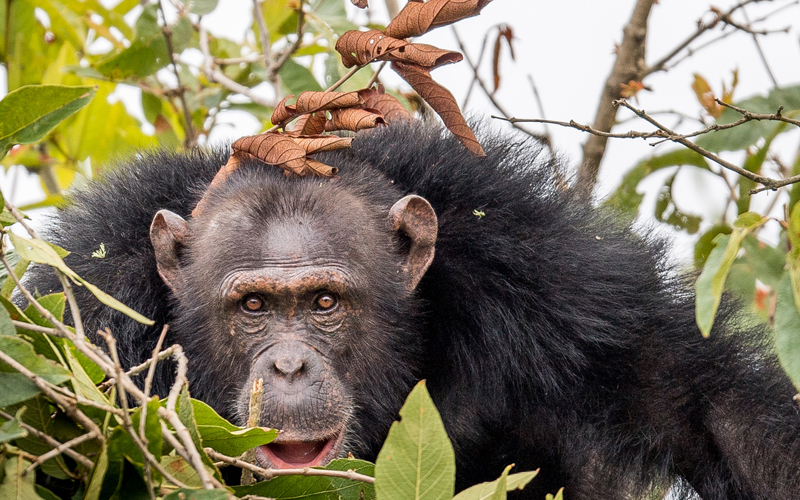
[256,429,344,469]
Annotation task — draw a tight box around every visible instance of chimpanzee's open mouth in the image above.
[257,429,344,468]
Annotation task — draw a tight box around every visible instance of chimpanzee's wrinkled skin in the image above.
[26,122,800,499]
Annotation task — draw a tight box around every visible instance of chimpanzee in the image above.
[25,121,800,499]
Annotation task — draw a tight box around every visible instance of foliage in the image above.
[607,82,800,386]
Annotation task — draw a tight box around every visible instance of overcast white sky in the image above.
[6,0,800,259]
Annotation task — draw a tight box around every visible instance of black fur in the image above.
[26,122,800,499]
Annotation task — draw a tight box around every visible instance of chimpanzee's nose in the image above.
[274,356,305,383]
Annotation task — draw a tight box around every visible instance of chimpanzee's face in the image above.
[149,178,437,468]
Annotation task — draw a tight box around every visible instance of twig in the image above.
[0,409,93,469]
[328,65,362,92]
[241,378,264,485]
[740,8,779,87]
[57,272,84,341]
[156,0,196,147]
[367,61,388,88]
[267,0,306,82]
[252,0,272,72]
[451,27,551,146]
[101,329,191,493]
[578,0,655,195]
[99,344,180,390]
[205,448,376,484]
[198,23,277,108]
[0,349,103,442]
[24,432,96,475]
[461,32,489,109]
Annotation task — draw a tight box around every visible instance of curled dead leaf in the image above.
[325,108,386,132]
[350,0,368,7]
[391,61,485,156]
[287,112,328,136]
[386,0,494,39]
[290,135,354,155]
[492,25,515,93]
[336,30,462,69]
[359,85,411,123]
[300,157,338,177]
[272,91,364,125]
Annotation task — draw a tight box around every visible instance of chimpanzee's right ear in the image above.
[150,210,189,292]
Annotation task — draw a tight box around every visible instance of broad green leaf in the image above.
[0,85,96,155]
[261,0,297,40]
[452,470,538,500]
[0,304,15,337]
[694,224,731,269]
[190,0,219,15]
[191,399,277,456]
[64,344,109,409]
[1,257,30,298]
[84,443,109,500]
[175,388,222,479]
[33,487,59,500]
[131,397,163,460]
[0,408,28,443]
[0,336,71,406]
[9,233,154,325]
[695,212,766,337]
[160,456,203,489]
[232,458,375,500]
[0,456,44,500]
[280,58,323,95]
[24,293,65,327]
[605,148,709,217]
[696,85,800,152]
[96,6,192,79]
[375,381,455,500]
[741,235,785,290]
[653,173,701,234]
[489,465,510,500]
[776,273,800,391]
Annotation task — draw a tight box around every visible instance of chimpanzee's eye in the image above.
[314,292,338,311]
[242,295,265,313]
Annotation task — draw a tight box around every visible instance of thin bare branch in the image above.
[24,432,96,475]
[252,0,273,70]
[267,0,305,82]
[578,0,655,195]
[157,0,197,147]
[205,448,376,484]
[451,26,551,146]
[0,409,93,469]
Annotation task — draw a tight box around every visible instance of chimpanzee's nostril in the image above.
[274,357,305,382]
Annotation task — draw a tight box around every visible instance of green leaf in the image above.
[190,0,219,15]
[0,408,28,443]
[9,233,154,325]
[191,399,277,456]
[96,5,192,79]
[0,85,96,155]
[605,148,709,217]
[545,488,564,500]
[775,272,800,392]
[0,304,15,337]
[0,456,44,500]
[64,344,110,409]
[280,58,323,95]
[375,380,455,500]
[1,256,30,299]
[696,85,800,152]
[83,443,109,500]
[132,397,163,460]
[694,224,731,269]
[24,293,65,328]
[0,336,71,406]
[695,212,766,337]
[232,458,375,500]
[452,470,538,500]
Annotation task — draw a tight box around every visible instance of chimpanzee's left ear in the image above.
[150,210,189,293]
[389,195,438,291]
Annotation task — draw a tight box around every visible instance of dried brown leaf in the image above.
[336,30,409,67]
[336,30,461,69]
[350,0,368,7]
[288,112,328,136]
[272,95,297,124]
[391,61,485,156]
[291,135,354,155]
[300,158,338,177]
[386,0,493,39]
[325,108,386,132]
[233,133,307,173]
[359,85,411,123]
[492,25,515,93]
[271,91,364,126]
